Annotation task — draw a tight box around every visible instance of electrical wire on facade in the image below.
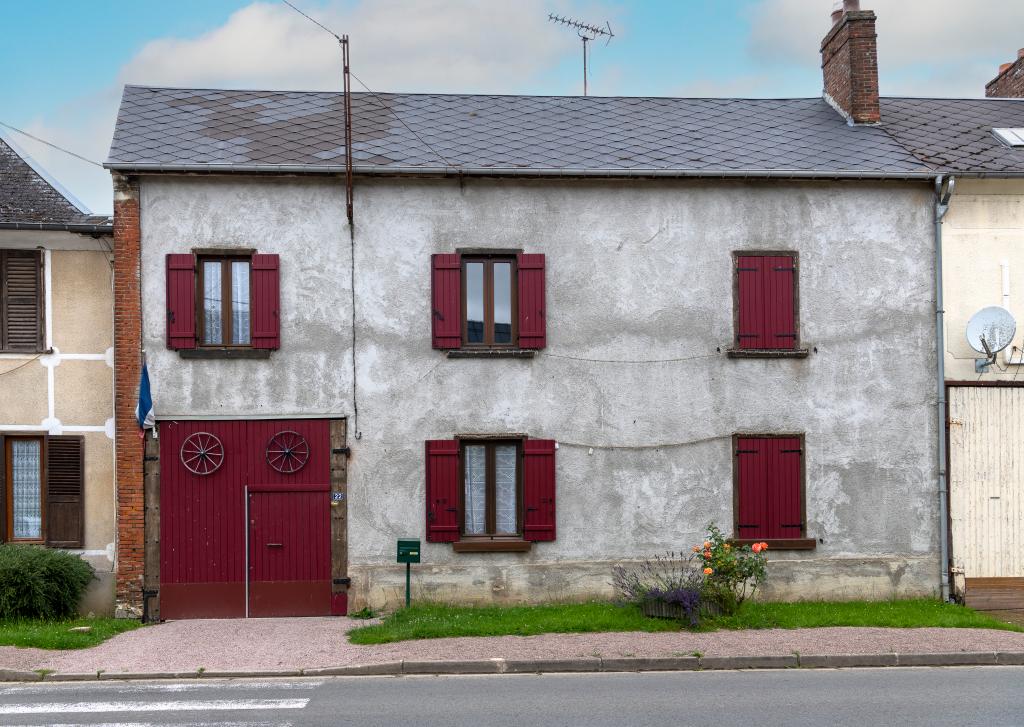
[0,355,43,377]
[543,351,720,364]
[556,433,732,451]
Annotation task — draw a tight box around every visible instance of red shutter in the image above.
[736,436,803,539]
[251,254,280,349]
[522,439,556,541]
[517,253,546,349]
[736,255,796,350]
[165,254,196,350]
[425,439,459,542]
[736,256,765,350]
[767,437,803,539]
[431,254,461,349]
[764,256,797,350]
[735,437,767,539]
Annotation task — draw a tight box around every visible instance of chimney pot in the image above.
[831,0,843,25]
[1018,48,1024,59]
[1000,63,1013,74]
[844,0,861,11]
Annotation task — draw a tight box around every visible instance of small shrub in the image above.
[349,606,376,620]
[612,551,704,626]
[694,523,767,615]
[0,544,94,619]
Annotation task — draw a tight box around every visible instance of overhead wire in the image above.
[279,0,456,169]
[0,121,104,168]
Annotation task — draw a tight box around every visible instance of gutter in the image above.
[0,221,113,235]
[934,175,955,603]
[103,162,940,180]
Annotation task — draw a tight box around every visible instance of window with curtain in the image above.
[199,256,251,346]
[461,440,520,537]
[6,437,43,541]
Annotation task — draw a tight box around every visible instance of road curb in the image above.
[15,652,1024,683]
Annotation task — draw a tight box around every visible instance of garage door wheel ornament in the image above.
[180,432,225,475]
[266,430,310,474]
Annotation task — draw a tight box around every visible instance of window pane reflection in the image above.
[464,445,486,535]
[231,261,250,345]
[493,262,511,344]
[466,262,484,343]
[202,261,222,345]
[494,445,516,534]
[11,440,41,539]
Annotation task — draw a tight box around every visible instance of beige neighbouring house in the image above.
[939,49,1024,611]
[0,132,116,614]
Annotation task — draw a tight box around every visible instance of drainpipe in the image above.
[934,175,955,602]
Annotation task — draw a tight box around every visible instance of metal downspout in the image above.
[935,175,955,602]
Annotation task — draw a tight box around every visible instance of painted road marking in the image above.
[0,698,309,714]
[0,680,323,695]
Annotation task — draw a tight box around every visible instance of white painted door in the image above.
[949,386,1024,578]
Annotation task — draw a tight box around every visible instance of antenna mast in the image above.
[548,14,614,96]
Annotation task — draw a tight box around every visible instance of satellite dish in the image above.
[966,306,1016,355]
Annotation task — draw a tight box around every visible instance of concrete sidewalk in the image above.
[1,617,1023,681]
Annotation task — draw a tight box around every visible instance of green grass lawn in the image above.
[0,617,142,650]
[348,599,1023,645]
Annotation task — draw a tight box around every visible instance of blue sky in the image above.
[1,0,1018,213]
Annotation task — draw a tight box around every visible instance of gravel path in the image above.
[2,618,1024,675]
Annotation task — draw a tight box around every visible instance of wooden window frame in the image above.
[196,254,253,348]
[729,250,805,358]
[3,434,46,544]
[456,438,524,544]
[731,432,816,550]
[0,249,45,354]
[460,255,518,349]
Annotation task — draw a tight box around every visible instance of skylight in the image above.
[993,128,1024,147]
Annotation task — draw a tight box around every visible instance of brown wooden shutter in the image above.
[46,435,84,548]
[425,439,460,542]
[251,253,280,349]
[166,254,196,350]
[735,436,803,540]
[517,253,546,349]
[522,439,556,541]
[0,435,6,543]
[1,250,44,352]
[431,254,461,349]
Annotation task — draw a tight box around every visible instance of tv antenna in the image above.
[966,305,1016,373]
[548,14,614,96]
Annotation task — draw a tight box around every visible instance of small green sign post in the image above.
[397,538,420,608]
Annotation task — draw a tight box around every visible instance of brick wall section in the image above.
[820,10,880,124]
[113,173,144,618]
[986,55,1024,98]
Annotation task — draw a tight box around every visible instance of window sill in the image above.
[730,538,817,551]
[178,348,271,360]
[452,539,533,553]
[446,349,536,359]
[726,349,809,359]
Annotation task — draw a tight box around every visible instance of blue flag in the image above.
[136,362,155,430]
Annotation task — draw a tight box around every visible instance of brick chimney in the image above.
[820,0,880,124]
[986,49,1024,98]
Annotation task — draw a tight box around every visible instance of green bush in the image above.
[0,544,94,619]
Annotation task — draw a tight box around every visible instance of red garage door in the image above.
[160,419,332,619]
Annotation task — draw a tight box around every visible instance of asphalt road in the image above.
[0,667,1021,726]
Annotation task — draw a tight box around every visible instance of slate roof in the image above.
[0,135,111,230]
[881,97,1024,174]
[104,85,1024,178]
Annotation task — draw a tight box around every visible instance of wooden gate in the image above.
[159,419,333,619]
[949,386,1024,610]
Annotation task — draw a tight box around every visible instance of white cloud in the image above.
[120,0,585,94]
[747,0,1024,96]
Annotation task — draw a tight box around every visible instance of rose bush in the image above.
[696,523,768,615]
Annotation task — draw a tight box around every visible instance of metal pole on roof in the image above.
[343,35,353,225]
[548,14,614,96]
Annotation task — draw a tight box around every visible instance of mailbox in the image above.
[397,538,421,564]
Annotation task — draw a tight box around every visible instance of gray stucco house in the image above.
[103,4,1024,617]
